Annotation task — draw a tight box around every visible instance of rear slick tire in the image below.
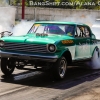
[86,47,100,69]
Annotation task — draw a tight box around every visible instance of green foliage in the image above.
[10,0,100,9]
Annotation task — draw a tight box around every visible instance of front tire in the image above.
[53,56,67,80]
[1,58,15,76]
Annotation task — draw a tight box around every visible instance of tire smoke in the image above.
[12,20,34,36]
[0,7,16,33]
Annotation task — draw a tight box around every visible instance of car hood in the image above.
[1,34,74,44]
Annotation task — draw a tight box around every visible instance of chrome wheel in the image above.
[59,58,67,78]
[53,56,67,80]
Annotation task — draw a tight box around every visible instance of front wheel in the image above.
[53,56,67,80]
[1,58,15,76]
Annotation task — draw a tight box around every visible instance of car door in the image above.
[75,25,91,59]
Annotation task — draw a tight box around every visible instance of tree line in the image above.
[11,0,100,9]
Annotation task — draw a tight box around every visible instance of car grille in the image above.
[3,42,47,53]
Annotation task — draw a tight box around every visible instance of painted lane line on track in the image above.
[0,86,29,97]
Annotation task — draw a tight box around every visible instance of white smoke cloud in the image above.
[12,20,34,36]
[0,7,16,33]
[91,20,100,39]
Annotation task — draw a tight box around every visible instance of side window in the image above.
[75,26,90,38]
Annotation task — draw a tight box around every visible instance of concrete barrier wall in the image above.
[16,7,100,26]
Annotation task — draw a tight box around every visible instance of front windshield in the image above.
[28,23,75,36]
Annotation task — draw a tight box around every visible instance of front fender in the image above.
[56,48,72,58]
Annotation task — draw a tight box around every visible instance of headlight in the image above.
[0,41,4,47]
[47,44,56,53]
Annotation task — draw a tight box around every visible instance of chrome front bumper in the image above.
[0,51,58,62]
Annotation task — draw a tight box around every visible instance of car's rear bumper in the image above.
[0,51,58,62]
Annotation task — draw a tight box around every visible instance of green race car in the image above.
[0,21,99,79]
